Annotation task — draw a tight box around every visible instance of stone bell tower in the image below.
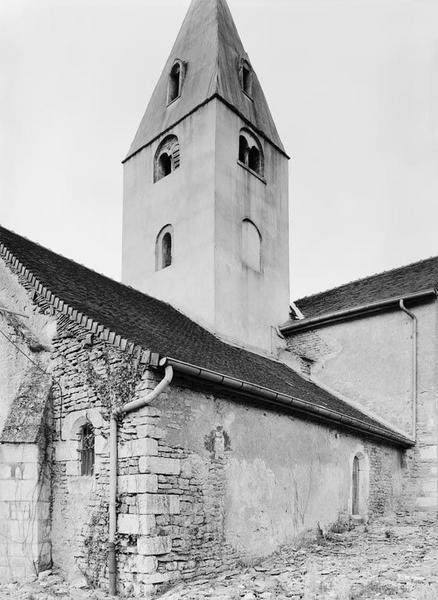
[122,0,290,353]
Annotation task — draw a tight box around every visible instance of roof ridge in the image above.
[295,254,438,304]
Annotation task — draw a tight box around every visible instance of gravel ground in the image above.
[1,516,437,600]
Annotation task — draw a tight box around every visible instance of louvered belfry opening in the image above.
[80,423,95,476]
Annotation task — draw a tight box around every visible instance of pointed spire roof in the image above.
[124,0,286,161]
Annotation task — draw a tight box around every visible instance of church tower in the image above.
[122,0,289,353]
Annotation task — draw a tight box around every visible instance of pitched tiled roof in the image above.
[0,225,409,445]
[125,0,285,160]
[294,257,438,321]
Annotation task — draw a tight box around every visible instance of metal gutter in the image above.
[280,289,436,335]
[161,357,414,448]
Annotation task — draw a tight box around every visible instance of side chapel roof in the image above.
[0,225,411,447]
[125,0,286,161]
[292,256,438,322]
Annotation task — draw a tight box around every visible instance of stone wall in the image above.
[283,303,438,512]
[113,375,406,598]
[0,441,51,581]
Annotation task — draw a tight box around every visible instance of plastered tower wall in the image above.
[122,103,217,330]
[214,102,289,350]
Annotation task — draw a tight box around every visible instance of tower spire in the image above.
[125,0,285,161]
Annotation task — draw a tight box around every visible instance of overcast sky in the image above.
[1,0,437,300]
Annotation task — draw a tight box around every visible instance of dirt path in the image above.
[1,516,437,600]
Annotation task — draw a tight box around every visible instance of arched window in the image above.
[238,135,249,164]
[167,60,185,104]
[241,219,261,272]
[162,232,172,268]
[351,451,369,517]
[154,135,180,182]
[156,225,174,270]
[239,59,253,97]
[80,423,94,476]
[238,129,264,177]
[352,455,360,515]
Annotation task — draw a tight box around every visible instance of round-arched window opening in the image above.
[239,135,249,164]
[168,63,181,103]
[155,225,174,271]
[248,146,261,173]
[154,135,180,183]
[351,451,369,518]
[158,153,172,178]
[162,232,172,269]
[80,423,94,476]
[240,59,253,97]
[238,128,264,178]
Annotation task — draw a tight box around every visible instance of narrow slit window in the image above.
[80,423,94,476]
[162,232,172,268]
[352,455,360,515]
[155,225,174,271]
[168,63,181,103]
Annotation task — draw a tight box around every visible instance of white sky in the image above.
[1,0,437,300]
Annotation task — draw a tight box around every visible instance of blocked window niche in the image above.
[167,59,185,104]
[241,219,261,272]
[351,451,369,517]
[156,225,173,270]
[154,135,180,182]
[238,128,264,178]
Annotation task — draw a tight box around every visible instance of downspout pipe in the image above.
[108,364,173,597]
[399,300,418,441]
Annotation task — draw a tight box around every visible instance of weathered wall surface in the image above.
[118,377,404,597]
[0,258,56,582]
[214,102,290,352]
[283,303,438,512]
[122,98,290,354]
[0,442,51,581]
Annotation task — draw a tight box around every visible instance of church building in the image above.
[0,0,436,597]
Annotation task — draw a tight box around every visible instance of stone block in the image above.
[137,494,180,515]
[421,479,438,494]
[118,474,158,494]
[119,438,158,458]
[118,513,156,535]
[137,535,172,556]
[0,444,38,463]
[416,496,437,509]
[140,571,171,584]
[0,479,38,501]
[65,460,79,476]
[136,555,158,573]
[136,424,166,440]
[419,445,437,461]
[138,456,180,475]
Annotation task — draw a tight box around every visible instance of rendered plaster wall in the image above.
[117,377,404,598]
[283,303,438,511]
[122,102,217,332]
[213,102,290,352]
[0,443,51,581]
[122,99,290,354]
